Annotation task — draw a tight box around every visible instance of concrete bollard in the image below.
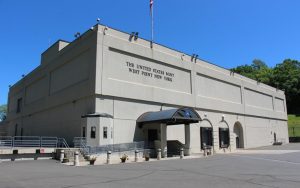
[157,148,161,160]
[209,148,213,156]
[180,148,184,159]
[107,151,111,164]
[74,151,79,166]
[135,150,139,162]
[60,150,65,162]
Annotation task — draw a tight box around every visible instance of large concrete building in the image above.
[5,24,288,155]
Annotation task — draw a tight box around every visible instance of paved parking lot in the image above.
[1,144,300,188]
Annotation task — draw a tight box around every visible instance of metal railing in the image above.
[73,137,146,155]
[0,136,69,148]
[58,138,69,148]
[73,137,89,155]
[73,137,87,148]
[289,127,300,137]
[0,136,13,147]
[89,141,145,154]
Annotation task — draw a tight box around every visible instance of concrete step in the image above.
[63,149,86,162]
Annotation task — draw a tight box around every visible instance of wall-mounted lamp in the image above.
[191,54,195,62]
[103,26,108,35]
[129,32,139,41]
[134,32,139,40]
[191,54,198,63]
[222,114,225,121]
[74,32,81,38]
[194,54,198,62]
[181,54,185,61]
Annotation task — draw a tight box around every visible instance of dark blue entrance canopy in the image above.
[137,107,201,125]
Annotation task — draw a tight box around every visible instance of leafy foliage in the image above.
[0,104,7,121]
[272,59,300,113]
[231,59,300,114]
[231,59,273,85]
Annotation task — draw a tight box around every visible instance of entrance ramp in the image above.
[167,140,184,157]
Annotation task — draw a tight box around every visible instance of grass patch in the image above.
[288,114,300,137]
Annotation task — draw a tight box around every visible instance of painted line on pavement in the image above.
[230,154,300,165]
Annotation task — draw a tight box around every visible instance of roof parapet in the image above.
[41,40,69,66]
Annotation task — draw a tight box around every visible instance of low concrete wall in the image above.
[289,137,300,143]
[0,148,56,162]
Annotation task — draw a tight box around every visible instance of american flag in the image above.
[150,0,153,13]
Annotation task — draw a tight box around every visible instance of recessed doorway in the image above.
[233,122,244,148]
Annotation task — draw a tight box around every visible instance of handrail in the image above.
[58,138,69,148]
[0,136,69,148]
[0,136,13,148]
[73,138,146,155]
[73,137,89,155]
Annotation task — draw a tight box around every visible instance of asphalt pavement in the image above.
[1,144,300,188]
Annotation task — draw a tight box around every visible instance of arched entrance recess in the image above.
[219,121,230,148]
[200,119,213,150]
[233,122,244,148]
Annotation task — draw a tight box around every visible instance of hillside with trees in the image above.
[0,104,7,122]
[231,59,300,114]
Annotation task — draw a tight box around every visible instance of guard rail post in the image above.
[180,148,184,159]
[74,151,79,166]
[135,150,139,162]
[60,150,65,162]
[203,147,207,157]
[107,151,111,164]
[157,148,161,160]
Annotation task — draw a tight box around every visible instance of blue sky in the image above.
[0,0,300,105]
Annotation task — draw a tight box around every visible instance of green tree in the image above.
[0,104,7,121]
[252,59,268,70]
[231,58,300,114]
[272,59,300,113]
[231,59,273,85]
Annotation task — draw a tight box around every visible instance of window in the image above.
[14,124,18,136]
[16,98,22,113]
[82,127,86,137]
[219,128,229,148]
[200,127,213,149]
[103,126,108,139]
[90,126,96,139]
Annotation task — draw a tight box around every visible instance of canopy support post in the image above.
[184,124,191,156]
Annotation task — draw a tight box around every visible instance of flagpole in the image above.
[152,2,154,44]
[150,0,154,48]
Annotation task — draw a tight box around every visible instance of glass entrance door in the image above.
[201,127,213,149]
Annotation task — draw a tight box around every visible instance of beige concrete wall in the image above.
[95,96,288,151]
[91,24,288,150]
[95,25,287,122]
[19,97,94,143]
[167,125,185,144]
[6,28,98,144]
